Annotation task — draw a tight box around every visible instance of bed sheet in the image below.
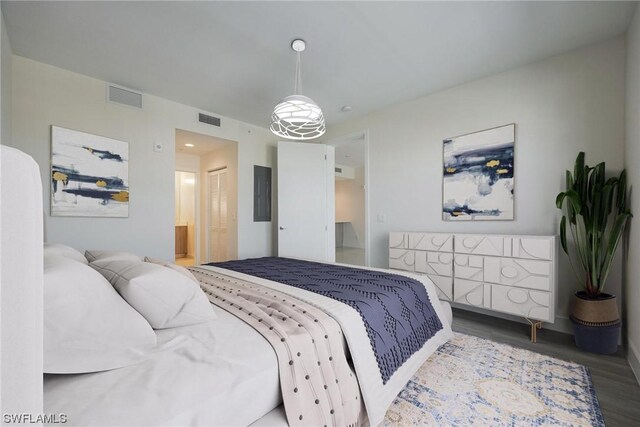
[44,305,281,426]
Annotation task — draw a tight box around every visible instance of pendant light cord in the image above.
[294,51,302,95]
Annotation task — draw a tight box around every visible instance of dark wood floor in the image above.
[451,308,640,427]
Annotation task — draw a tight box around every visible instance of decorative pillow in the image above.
[44,243,88,265]
[44,256,157,374]
[84,250,141,263]
[144,256,198,284]
[90,258,216,329]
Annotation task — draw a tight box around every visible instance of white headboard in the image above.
[1,146,43,416]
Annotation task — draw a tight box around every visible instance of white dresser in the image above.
[389,232,557,340]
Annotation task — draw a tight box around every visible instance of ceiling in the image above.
[2,2,637,129]
[175,129,234,156]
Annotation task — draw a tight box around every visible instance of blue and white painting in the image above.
[51,126,129,217]
[442,124,514,221]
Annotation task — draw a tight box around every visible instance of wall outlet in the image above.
[153,142,163,152]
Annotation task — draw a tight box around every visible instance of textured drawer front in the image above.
[453,254,484,281]
[484,257,552,291]
[455,235,506,256]
[415,251,453,277]
[454,279,488,308]
[512,237,552,260]
[409,233,453,252]
[490,284,552,322]
[455,234,554,261]
[389,232,409,249]
[428,275,453,301]
[389,249,414,272]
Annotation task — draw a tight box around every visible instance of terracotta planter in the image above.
[570,291,621,354]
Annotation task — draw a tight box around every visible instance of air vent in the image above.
[199,113,221,127]
[106,83,143,109]
[335,167,342,173]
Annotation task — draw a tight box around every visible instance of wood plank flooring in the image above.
[451,308,640,426]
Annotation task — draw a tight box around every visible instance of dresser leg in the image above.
[526,318,542,343]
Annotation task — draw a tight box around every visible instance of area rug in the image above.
[383,333,604,426]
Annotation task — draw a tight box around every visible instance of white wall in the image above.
[1,11,12,146]
[625,6,640,382]
[335,167,365,249]
[324,37,627,333]
[176,152,201,172]
[11,55,277,261]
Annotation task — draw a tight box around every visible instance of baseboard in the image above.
[628,340,640,386]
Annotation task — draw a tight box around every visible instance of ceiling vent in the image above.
[199,113,221,127]
[106,83,143,109]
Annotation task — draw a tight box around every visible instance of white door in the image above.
[277,141,335,262]
[207,168,228,262]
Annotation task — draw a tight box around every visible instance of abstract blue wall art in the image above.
[442,124,515,221]
[51,126,129,217]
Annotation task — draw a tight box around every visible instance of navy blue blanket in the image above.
[208,257,443,383]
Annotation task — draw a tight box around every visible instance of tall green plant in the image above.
[556,152,632,297]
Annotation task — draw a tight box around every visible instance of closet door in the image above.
[207,168,228,262]
[277,141,335,262]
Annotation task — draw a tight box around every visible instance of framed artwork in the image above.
[442,123,515,221]
[51,126,129,217]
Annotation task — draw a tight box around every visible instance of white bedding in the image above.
[200,264,454,427]
[44,306,281,426]
[44,264,453,427]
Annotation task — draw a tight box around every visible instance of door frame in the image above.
[206,166,228,263]
[324,130,371,266]
[175,169,200,264]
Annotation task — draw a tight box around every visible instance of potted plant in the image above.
[556,152,632,354]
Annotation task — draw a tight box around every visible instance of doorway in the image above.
[207,168,228,263]
[175,171,197,266]
[175,129,238,265]
[327,131,369,266]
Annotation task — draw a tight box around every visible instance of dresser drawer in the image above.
[455,234,506,256]
[409,233,453,252]
[389,249,415,272]
[455,234,554,261]
[453,254,483,281]
[490,284,552,322]
[415,251,453,276]
[389,232,409,249]
[484,257,552,291]
[454,279,489,308]
[428,275,453,301]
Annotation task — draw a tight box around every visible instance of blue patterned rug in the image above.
[384,333,604,426]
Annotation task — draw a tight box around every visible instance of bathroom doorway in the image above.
[175,129,238,265]
[175,171,197,266]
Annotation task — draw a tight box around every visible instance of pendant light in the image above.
[270,39,326,140]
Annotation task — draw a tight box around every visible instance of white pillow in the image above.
[44,256,157,374]
[144,256,198,284]
[84,250,141,263]
[44,243,88,265]
[90,258,216,329]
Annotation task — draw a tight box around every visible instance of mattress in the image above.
[44,305,281,426]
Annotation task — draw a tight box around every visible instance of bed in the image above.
[44,256,453,426]
[7,139,453,425]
